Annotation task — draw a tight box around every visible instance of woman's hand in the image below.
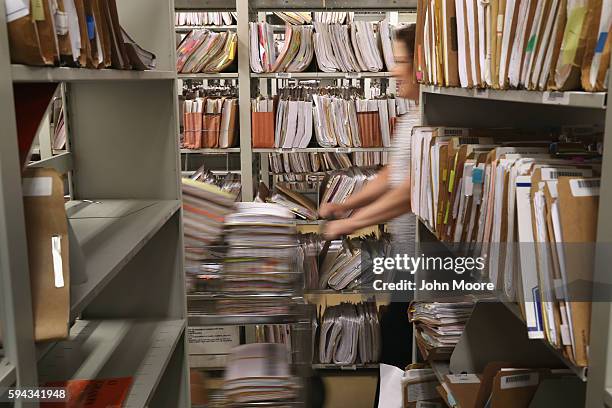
[323,218,359,240]
[318,202,347,219]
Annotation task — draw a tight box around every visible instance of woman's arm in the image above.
[319,166,391,218]
[323,176,411,239]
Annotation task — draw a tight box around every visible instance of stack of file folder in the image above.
[182,96,238,148]
[314,94,399,148]
[224,343,299,405]
[7,0,155,69]
[250,23,315,73]
[310,234,391,291]
[415,0,611,91]
[253,89,402,148]
[175,11,236,26]
[410,125,602,367]
[177,29,237,73]
[273,12,313,25]
[269,151,386,192]
[313,12,354,24]
[275,94,314,148]
[409,300,475,360]
[313,22,385,73]
[189,166,242,197]
[255,324,293,350]
[256,183,318,221]
[316,301,381,364]
[321,168,378,213]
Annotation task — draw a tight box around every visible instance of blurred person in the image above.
[320,24,419,406]
[320,24,418,241]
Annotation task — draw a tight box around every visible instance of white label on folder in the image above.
[22,177,53,197]
[5,0,29,22]
[500,372,539,389]
[543,91,570,105]
[51,235,64,288]
[447,374,480,384]
[416,402,442,408]
[569,179,600,197]
[275,72,292,79]
[497,15,504,32]
[541,168,592,181]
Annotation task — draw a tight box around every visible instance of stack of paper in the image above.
[317,301,381,364]
[175,11,236,26]
[409,301,475,360]
[182,97,238,149]
[415,0,610,91]
[182,177,237,249]
[250,23,314,73]
[410,124,603,366]
[224,343,299,404]
[7,0,156,69]
[313,22,384,73]
[218,203,299,314]
[177,29,237,73]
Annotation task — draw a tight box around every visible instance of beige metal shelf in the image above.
[11,65,176,82]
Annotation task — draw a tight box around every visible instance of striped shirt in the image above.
[388,103,419,254]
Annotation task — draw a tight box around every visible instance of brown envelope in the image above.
[193,111,204,149]
[7,0,58,65]
[84,0,101,68]
[580,0,603,91]
[22,168,69,341]
[73,0,91,67]
[556,176,599,367]
[104,0,131,69]
[203,114,221,148]
[444,0,460,87]
[92,0,112,67]
[489,369,543,408]
[224,100,238,148]
[252,111,275,148]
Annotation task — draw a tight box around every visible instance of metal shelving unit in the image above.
[417,82,612,407]
[0,0,189,406]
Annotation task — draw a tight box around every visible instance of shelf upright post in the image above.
[0,2,39,398]
[237,0,254,200]
[585,68,612,407]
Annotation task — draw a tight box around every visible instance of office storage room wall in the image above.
[2,0,612,407]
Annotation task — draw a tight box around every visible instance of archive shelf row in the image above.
[175,1,413,201]
[0,0,190,406]
[416,83,612,406]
